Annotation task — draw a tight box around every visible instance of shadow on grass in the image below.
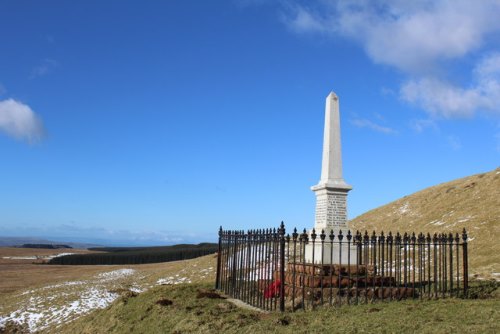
[462,279,499,299]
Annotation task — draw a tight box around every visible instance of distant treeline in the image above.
[20,244,72,249]
[48,243,218,265]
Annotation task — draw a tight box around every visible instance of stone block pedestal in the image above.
[304,242,358,265]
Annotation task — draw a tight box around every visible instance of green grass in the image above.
[56,281,500,334]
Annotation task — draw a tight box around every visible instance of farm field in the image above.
[0,247,216,332]
[0,247,105,294]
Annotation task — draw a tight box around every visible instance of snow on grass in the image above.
[0,268,138,332]
[397,202,410,215]
[429,220,446,226]
[2,253,76,261]
[157,275,192,285]
[0,289,119,332]
[129,286,145,293]
[97,268,135,280]
[46,253,75,260]
[0,256,216,333]
[2,256,39,260]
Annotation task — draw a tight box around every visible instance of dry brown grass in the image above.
[0,248,102,294]
[0,247,95,264]
[350,167,500,279]
[0,248,217,295]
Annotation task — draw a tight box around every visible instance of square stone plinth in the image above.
[304,242,358,265]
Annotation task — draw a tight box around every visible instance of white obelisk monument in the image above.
[305,91,356,264]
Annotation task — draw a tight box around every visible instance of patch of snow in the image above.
[0,287,119,332]
[156,276,191,285]
[429,220,446,226]
[97,269,135,281]
[129,286,144,293]
[2,253,76,261]
[46,253,75,260]
[397,202,410,215]
[0,268,146,332]
[19,290,35,296]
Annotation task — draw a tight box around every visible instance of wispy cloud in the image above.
[0,83,6,96]
[350,118,397,134]
[281,0,500,118]
[410,119,438,133]
[447,135,462,151]
[0,99,45,143]
[282,5,330,34]
[30,58,58,79]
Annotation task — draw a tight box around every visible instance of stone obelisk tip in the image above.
[327,91,338,99]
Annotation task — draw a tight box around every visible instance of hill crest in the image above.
[350,167,500,279]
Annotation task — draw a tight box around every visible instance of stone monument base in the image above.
[304,242,358,265]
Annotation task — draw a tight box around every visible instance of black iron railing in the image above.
[215,222,469,312]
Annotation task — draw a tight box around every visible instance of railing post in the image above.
[215,226,223,289]
[231,231,238,297]
[462,228,468,297]
[279,221,286,312]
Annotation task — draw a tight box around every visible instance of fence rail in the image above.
[215,222,469,312]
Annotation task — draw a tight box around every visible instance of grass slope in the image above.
[57,283,500,334]
[0,253,216,332]
[4,249,498,333]
[55,253,500,334]
[350,167,500,279]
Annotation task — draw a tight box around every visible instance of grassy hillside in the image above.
[2,246,498,333]
[56,283,500,334]
[350,167,500,279]
[0,253,217,332]
[48,253,499,334]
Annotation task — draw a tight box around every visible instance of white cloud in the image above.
[285,1,500,73]
[350,118,397,134]
[401,54,500,118]
[282,1,500,118]
[0,99,45,143]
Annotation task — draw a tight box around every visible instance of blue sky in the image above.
[0,1,499,245]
